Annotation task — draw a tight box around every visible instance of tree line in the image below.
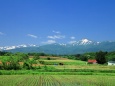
[63,51,115,64]
[0,51,115,70]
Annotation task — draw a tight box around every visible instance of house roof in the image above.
[88,59,97,63]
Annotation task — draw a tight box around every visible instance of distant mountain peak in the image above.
[1,40,115,54]
[81,39,92,43]
[0,44,37,51]
[69,38,94,45]
[80,38,92,44]
[81,38,90,42]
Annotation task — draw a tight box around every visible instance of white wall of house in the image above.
[108,61,115,65]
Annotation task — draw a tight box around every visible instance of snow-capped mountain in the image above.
[0,44,37,51]
[1,39,115,54]
[69,39,99,46]
[0,39,96,51]
[78,39,93,45]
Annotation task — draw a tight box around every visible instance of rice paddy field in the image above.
[1,56,115,86]
[43,59,86,65]
[0,75,115,86]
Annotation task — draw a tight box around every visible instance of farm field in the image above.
[1,55,115,74]
[1,54,115,86]
[53,64,115,70]
[43,59,86,65]
[0,75,115,86]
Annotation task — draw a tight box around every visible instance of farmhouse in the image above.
[87,59,97,64]
[108,61,115,66]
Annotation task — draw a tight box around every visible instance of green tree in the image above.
[95,51,107,64]
[33,54,40,60]
[23,62,31,69]
[23,59,37,70]
[2,56,21,70]
[47,57,51,60]
[74,54,81,60]
[80,55,88,61]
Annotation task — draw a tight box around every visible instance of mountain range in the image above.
[1,39,115,55]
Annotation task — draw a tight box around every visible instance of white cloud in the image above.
[70,36,75,40]
[27,34,38,38]
[0,32,4,35]
[69,41,77,44]
[42,40,56,44]
[52,30,60,34]
[47,35,65,39]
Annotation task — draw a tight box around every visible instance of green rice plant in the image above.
[0,75,115,86]
[43,59,86,65]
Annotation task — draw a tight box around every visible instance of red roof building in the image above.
[88,59,97,64]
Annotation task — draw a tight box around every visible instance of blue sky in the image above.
[0,0,115,46]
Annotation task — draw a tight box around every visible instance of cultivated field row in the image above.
[0,75,115,86]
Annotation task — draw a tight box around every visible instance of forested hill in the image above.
[4,41,115,55]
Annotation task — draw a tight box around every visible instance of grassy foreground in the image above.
[0,55,115,86]
[0,75,115,86]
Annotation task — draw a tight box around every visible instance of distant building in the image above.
[88,59,97,64]
[108,61,115,66]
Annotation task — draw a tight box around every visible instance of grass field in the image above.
[0,56,115,86]
[43,59,86,65]
[0,75,115,86]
